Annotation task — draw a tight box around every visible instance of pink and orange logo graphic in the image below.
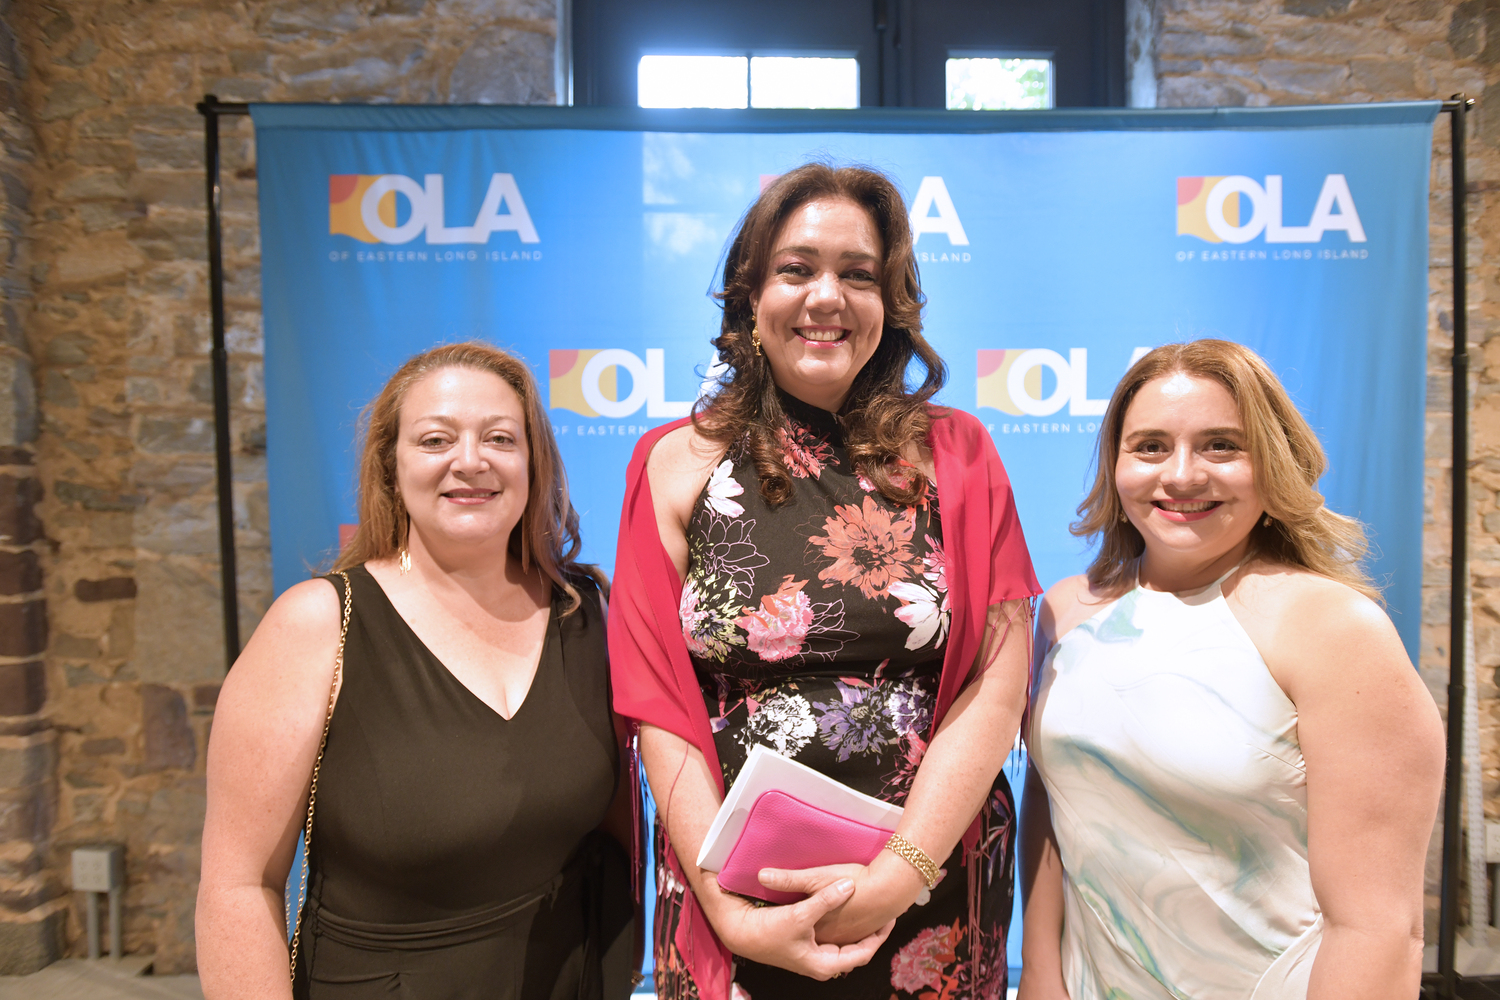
[1176,176,1237,243]
[329,175,395,243]
[976,349,1043,417]
[550,350,616,418]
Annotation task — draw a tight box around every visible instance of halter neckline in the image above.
[1135,557,1248,602]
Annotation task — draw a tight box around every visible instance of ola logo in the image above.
[1176,176,1234,243]
[328,173,538,245]
[549,349,692,419]
[330,176,391,243]
[977,348,1149,417]
[1177,175,1365,244]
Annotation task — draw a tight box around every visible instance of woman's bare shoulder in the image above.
[645,422,730,517]
[207,578,348,810]
[224,577,344,692]
[645,422,725,477]
[1038,574,1117,647]
[1229,560,1386,633]
[258,576,344,639]
[1228,560,1407,693]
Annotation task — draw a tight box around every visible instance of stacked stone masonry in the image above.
[3,0,559,974]
[0,0,1489,975]
[0,0,60,976]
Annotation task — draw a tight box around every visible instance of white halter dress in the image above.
[1028,567,1321,1000]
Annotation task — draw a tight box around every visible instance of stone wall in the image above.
[6,0,559,973]
[0,0,55,976]
[1142,0,1493,936]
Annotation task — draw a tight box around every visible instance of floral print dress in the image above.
[656,393,1016,1000]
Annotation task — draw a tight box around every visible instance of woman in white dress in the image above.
[1019,340,1444,1000]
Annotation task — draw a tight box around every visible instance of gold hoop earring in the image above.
[1120,511,1128,524]
[519,512,531,572]
[397,496,412,574]
[751,318,762,357]
[1263,513,1273,528]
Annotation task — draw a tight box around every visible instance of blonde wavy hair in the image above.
[1073,339,1377,601]
[332,342,602,614]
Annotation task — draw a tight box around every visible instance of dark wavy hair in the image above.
[692,163,946,508]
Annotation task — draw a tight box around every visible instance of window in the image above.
[638,55,747,108]
[947,56,1054,110]
[637,54,859,110]
[751,57,858,108]
[573,0,1123,109]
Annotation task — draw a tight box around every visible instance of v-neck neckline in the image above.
[356,564,556,723]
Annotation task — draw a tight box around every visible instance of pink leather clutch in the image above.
[715,789,897,905]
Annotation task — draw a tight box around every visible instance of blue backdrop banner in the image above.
[253,101,1437,667]
[253,101,1438,979]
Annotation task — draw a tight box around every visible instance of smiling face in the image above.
[393,366,530,558]
[1115,372,1265,578]
[751,196,885,412]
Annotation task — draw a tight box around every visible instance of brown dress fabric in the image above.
[292,565,633,1000]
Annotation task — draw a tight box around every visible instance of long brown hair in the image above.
[332,342,602,613]
[1074,339,1378,600]
[694,162,946,507]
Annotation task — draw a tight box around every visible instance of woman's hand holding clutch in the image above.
[707,874,896,979]
[757,853,927,946]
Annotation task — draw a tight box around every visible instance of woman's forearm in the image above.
[802,662,1021,941]
[638,723,740,928]
[896,601,1031,873]
[195,883,295,1000]
[806,602,1033,942]
[898,660,1024,867]
[1306,922,1423,1000]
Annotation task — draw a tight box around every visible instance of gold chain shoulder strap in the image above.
[287,569,353,983]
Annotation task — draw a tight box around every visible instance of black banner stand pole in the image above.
[196,95,250,671]
[195,94,1479,989]
[1437,92,1474,1000]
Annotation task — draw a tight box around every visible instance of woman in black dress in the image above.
[611,165,1040,999]
[197,343,634,999]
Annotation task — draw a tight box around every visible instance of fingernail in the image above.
[835,879,854,894]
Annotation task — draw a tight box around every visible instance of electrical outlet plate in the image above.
[72,846,124,892]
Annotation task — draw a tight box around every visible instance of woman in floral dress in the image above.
[610,164,1041,1000]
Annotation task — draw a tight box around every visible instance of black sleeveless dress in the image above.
[293,566,633,1000]
[655,395,1016,1000]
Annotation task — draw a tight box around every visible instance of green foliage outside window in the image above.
[947,58,1052,111]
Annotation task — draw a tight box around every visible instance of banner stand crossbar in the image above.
[195,93,1474,999]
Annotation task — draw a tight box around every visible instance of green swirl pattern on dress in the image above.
[1029,571,1321,1000]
